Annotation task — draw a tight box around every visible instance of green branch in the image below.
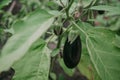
[71,20,88,37]
[65,0,74,18]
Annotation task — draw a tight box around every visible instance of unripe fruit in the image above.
[53,26,63,36]
[63,36,82,68]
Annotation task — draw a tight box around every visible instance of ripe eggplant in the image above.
[63,36,82,68]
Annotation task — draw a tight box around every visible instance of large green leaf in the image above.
[0,0,12,9]
[86,28,120,80]
[0,9,54,72]
[13,39,51,80]
[73,21,120,80]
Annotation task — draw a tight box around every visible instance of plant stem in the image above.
[59,0,65,7]
[65,0,74,18]
[8,0,16,13]
[57,36,61,48]
[71,20,88,37]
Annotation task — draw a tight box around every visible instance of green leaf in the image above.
[13,39,51,80]
[49,72,57,80]
[51,48,59,57]
[90,5,120,16]
[59,59,75,77]
[113,35,120,48]
[0,9,54,72]
[73,21,120,80]
[77,41,93,79]
[90,5,119,11]
[82,0,92,7]
[54,0,67,7]
[86,28,120,80]
[0,0,12,9]
[78,54,92,80]
[109,18,120,31]
[107,11,120,16]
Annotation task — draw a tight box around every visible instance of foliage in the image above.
[0,0,120,80]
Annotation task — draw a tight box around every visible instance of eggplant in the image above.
[63,36,82,68]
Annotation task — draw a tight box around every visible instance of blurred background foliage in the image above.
[0,0,120,80]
